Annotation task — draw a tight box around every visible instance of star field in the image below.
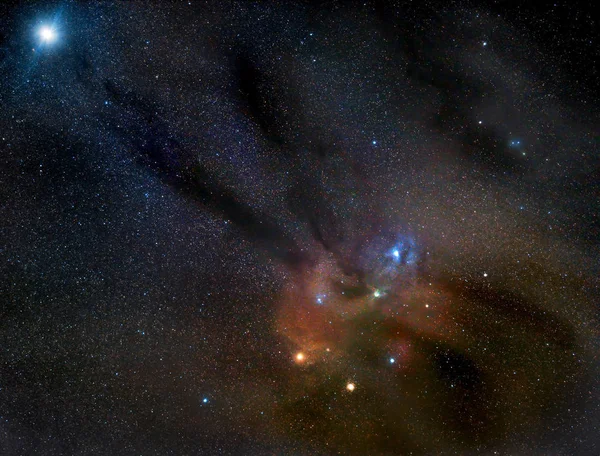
[1,1,599,455]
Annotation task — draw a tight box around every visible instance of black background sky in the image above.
[1,1,599,455]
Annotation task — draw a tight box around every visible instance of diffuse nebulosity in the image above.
[0,1,598,455]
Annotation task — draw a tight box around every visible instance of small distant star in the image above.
[316,297,323,304]
[372,140,377,145]
[478,120,482,124]
[483,272,488,277]
[202,398,208,404]
[483,41,488,46]
[346,382,355,392]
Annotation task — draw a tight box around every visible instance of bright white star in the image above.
[38,26,57,43]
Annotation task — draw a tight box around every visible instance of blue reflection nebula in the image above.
[387,236,418,265]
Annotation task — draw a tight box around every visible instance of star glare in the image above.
[295,352,305,362]
[389,357,396,364]
[373,289,381,298]
[346,382,356,392]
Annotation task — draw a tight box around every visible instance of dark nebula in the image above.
[1,1,599,455]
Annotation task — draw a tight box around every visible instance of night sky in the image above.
[1,1,599,455]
